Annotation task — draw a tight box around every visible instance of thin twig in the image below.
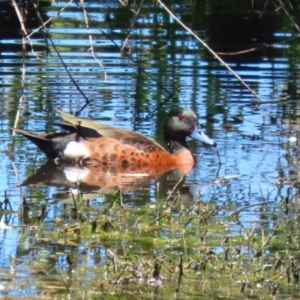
[31,0,91,110]
[157,0,264,103]
[150,212,167,226]
[58,266,71,293]
[255,223,280,257]
[27,0,74,39]
[167,177,185,201]
[94,23,174,118]
[11,0,39,57]
[120,0,144,52]
[80,0,107,81]
[11,0,28,36]
[48,37,91,106]
[277,0,300,32]
[175,253,184,295]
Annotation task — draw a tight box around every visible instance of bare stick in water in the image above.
[157,0,263,103]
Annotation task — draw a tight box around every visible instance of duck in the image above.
[11,107,218,176]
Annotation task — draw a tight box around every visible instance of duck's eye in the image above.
[178,114,184,121]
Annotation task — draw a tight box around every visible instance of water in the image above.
[1,0,300,298]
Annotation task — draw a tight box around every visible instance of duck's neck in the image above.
[166,138,189,154]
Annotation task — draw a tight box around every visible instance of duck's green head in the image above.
[163,107,216,152]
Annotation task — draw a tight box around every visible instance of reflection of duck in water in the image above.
[20,161,154,196]
[20,162,201,204]
[21,161,153,190]
[12,107,218,177]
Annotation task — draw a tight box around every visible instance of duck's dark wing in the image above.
[56,110,168,153]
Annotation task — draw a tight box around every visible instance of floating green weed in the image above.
[0,188,299,299]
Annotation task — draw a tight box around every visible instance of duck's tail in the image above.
[10,128,79,159]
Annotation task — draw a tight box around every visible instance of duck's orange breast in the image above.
[77,137,195,176]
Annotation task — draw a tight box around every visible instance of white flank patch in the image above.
[63,141,90,158]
